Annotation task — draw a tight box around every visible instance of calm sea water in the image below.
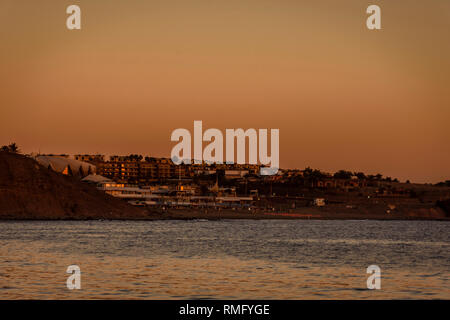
[0,220,448,299]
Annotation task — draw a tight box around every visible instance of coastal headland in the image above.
[0,151,449,221]
[0,151,146,220]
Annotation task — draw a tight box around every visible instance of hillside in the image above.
[0,151,448,221]
[437,199,450,216]
[0,151,149,219]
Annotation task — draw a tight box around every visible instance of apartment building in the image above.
[96,157,189,183]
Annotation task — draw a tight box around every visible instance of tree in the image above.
[302,167,313,177]
[354,172,366,180]
[0,142,20,153]
[334,170,353,180]
[435,180,450,187]
[302,167,326,179]
[8,143,19,153]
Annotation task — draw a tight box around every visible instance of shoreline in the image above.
[1,211,449,221]
[1,152,449,222]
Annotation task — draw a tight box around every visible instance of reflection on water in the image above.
[0,220,449,299]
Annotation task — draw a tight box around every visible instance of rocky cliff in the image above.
[0,151,148,219]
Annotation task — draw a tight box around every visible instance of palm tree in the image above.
[0,143,19,153]
[8,143,19,153]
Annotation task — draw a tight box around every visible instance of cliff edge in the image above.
[0,151,148,219]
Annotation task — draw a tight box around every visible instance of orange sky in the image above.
[1,1,449,183]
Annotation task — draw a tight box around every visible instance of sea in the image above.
[0,220,448,299]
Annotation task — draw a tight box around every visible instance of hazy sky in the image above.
[1,0,449,182]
